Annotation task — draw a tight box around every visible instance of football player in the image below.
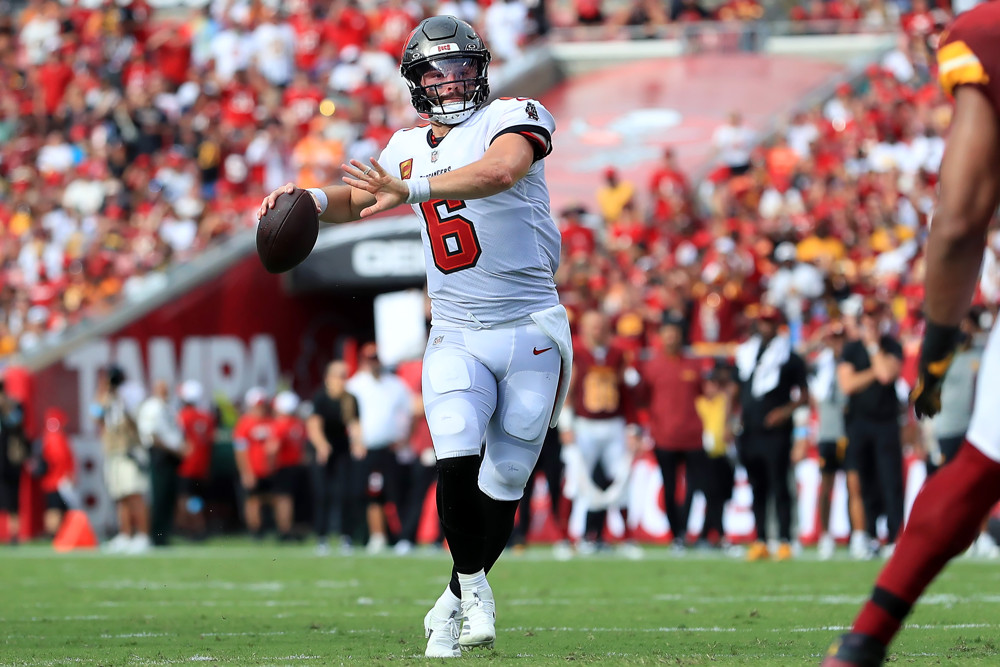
[258,16,571,658]
[563,310,641,557]
[823,5,1000,665]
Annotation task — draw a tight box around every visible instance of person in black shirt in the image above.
[838,301,904,558]
[307,361,362,555]
[0,381,28,545]
[735,305,810,561]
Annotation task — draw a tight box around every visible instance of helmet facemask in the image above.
[403,54,490,125]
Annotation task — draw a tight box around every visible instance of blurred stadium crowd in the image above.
[3,0,995,559]
[0,0,952,354]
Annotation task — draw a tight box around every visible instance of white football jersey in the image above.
[378,97,560,328]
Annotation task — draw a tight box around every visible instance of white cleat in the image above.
[424,608,461,658]
[817,533,835,561]
[459,588,496,650]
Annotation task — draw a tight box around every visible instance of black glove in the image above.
[910,321,963,419]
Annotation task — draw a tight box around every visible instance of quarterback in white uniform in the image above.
[258,15,572,659]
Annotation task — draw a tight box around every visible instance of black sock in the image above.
[483,495,520,573]
[437,456,486,578]
[447,492,519,597]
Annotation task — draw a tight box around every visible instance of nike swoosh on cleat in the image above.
[532,347,552,355]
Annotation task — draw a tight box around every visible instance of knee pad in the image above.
[482,459,533,501]
[479,442,540,501]
[500,371,555,443]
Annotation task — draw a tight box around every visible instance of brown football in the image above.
[256,188,320,274]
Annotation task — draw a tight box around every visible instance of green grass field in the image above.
[2,542,999,666]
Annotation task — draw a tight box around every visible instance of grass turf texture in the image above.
[2,543,999,666]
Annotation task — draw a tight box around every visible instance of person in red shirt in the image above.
[648,148,690,223]
[369,0,417,58]
[559,206,596,259]
[900,0,937,37]
[232,387,275,540]
[36,407,76,537]
[148,22,192,89]
[123,47,156,92]
[176,380,215,540]
[269,391,306,541]
[221,69,258,130]
[323,0,370,53]
[282,71,324,138]
[564,310,642,556]
[639,314,707,549]
[34,47,74,116]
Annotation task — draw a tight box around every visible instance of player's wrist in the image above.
[307,187,328,214]
[920,320,962,375]
[405,177,431,204]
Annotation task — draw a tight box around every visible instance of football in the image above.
[256,188,320,274]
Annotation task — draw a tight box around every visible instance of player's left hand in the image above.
[911,321,963,419]
[342,158,408,218]
[911,368,946,419]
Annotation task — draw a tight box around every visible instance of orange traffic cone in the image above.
[53,510,98,552]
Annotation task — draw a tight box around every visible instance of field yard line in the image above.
[12,656,323,667]
[10,623,997,645]
[653,592,1000,605]
[504,623,999,633]
[0,614,110,622]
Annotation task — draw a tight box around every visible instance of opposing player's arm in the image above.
[912,80,1000,417]
[925,85,1000,326]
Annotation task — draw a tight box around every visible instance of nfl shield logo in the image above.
[433,335,444,346]
[431,150,439,163]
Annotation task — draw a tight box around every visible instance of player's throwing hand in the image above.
[257,182,324,220]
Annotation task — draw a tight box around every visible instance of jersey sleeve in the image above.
[937,32,990,99]
[486,98,556,162]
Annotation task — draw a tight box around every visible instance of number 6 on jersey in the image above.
[420,199,482,273]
